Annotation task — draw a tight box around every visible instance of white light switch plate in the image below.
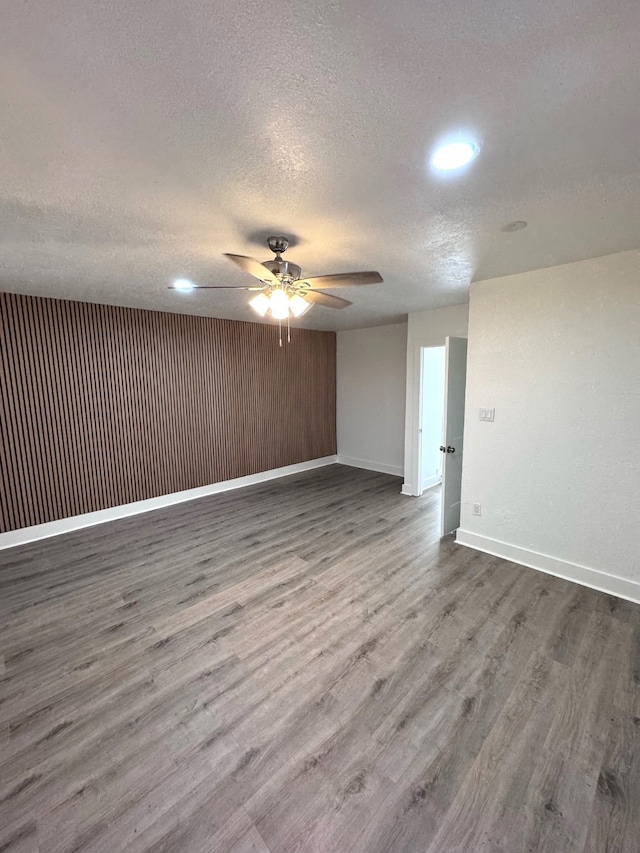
[479,408,495,422]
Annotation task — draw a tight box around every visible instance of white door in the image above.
[441,336,468,536]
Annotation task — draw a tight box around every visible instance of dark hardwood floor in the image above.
[1,465,639,852]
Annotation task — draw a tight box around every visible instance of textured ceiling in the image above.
[2,0,639,330]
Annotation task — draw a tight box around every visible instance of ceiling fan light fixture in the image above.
[289,294,311,317]
[250,289,312,320]
[249,292,270,316]
[269,289,290,320]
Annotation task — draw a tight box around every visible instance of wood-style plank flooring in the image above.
[1,465,639,852]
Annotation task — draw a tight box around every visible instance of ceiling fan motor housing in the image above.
[262,258,302,281]
[263,237,301,282]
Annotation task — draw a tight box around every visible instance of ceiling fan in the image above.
[169,236,383,331]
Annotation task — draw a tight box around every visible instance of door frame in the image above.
[402,340,424,496]
[402,329,468,497]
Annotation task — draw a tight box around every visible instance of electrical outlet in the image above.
[472,503,482,517]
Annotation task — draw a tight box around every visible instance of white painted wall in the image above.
[336,323,407,477]
[403,304,469,494]
[458,249,640,601]
[420,346,445,491]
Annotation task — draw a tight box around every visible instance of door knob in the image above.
[439,446,446,452]
[446,446,455,453]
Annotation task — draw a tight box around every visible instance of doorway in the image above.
[415,337,468,536]
[419,346,445,493]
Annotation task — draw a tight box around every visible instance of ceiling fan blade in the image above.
[168,285,264,290]
[223,253,279,284]
[303,291,352,309]
[298,271,383,289]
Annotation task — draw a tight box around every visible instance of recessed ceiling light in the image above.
[501,220,528,232]
[173,278,196,292]
[431,141,480,171]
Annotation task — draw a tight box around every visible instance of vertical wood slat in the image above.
[0,293,337,533]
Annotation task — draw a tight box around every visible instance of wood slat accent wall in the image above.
[0,293,336,533]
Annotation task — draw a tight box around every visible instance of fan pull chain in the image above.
[287,313,291,344]
[278,318,282,347]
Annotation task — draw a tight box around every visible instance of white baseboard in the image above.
[421,476,442,492]
[336,455,403,478]
[456,529,640,605]
[401,479,441,497]
[0,455,338,550]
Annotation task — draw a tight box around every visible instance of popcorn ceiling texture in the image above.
[1,1,640,329]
